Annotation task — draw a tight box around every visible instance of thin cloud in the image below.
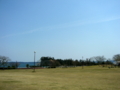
[51,16,120,29]
[92,16,120,24]
[1,16,120,39]
[0,28,41,39]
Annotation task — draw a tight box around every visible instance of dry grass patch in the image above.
[0,66,120,90]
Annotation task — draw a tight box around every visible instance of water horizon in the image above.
[8,62,40,68]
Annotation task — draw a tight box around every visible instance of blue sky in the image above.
[0,0,120,62]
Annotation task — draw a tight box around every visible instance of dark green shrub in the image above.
[7,66,11,69]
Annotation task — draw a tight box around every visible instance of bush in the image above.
[7,66,11,69]
[12,66,16,69]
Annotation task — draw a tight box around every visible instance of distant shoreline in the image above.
[17,67,44,69]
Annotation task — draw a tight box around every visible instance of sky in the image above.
[0,0,120,62]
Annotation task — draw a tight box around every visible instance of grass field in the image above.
[0,66,120,90]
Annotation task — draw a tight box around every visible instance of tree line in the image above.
[38,54,120,68]
[0,54,120,69]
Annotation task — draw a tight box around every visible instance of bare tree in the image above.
[10,61,20,68]
[113,54,120,61]
[0,55,11,69]
[93,56,106,66]
[113,54,120,66]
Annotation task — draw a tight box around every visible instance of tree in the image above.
[105,59,113,68]
[74,60,79,66]
[85,58,90,66]
[40,56,54,67]
[0,55,11,69]
[113,54,120,61]
[10,61,20,69]
[64,59,74,66]
[92,56,106,66]
[113,54,120,66]
[26,64,29,68]
[41,56,54,61]
[40,56,58,68]
[54,60,61,66]
[56,59,64,65]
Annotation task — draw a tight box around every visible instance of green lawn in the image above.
[0,66,120,90]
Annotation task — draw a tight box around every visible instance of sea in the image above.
[8,62,39,68]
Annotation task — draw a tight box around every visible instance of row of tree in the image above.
[0,54,120,69]
[38,54,120,68]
